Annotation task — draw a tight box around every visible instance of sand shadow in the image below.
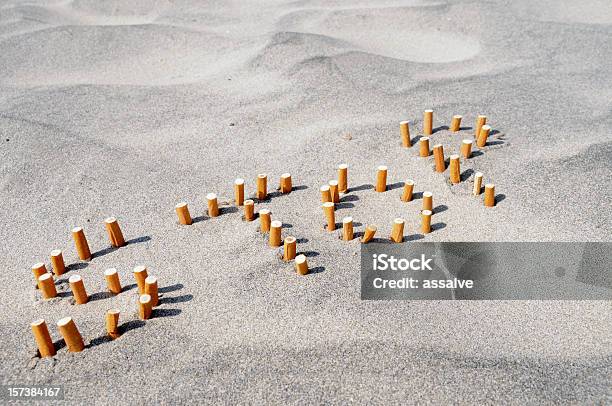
[348,184,373,192]
[159,283,183,293]
[431,222,447,232]
[433,205,448,214]
[153,308,182,318]
[460,169,475,182]
[159,294,193,305]
[387,182,405,191]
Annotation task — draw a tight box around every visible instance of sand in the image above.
[0,0,611,404]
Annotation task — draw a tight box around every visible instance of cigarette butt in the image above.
[57,317,84,352]
[50,250,66,276]
[390,218,405,243]
[280,173,292,194]
[323,202,335,231]
[477,124,491,148]
[361,225,377,243]
[234,178,245,206]
[283,236,296,261]
[256,174,267,200]
[473,172,483,196]
[423,191,433,211]
[72,227,91,261]
[32,262,47,289]
[375,165,387,192]
[400,121,411,147]
[450,115,462,132]
[342,217,354,241]
[38,273,57,299]
[259,209,271,232]
[145,275,159,307]
[138,294,152,320]
[31,319,55,357]
[461,139,473,158]
[269,220,282,247]
[433,144,445,172]
[329,180,340,203]
[320,185,331,203]
[423,109,433,135]
[422,210,432,234]
[338,164,348,193]
[105,309,120,339]
[475,115,487,138]
[175,202,192,225]
[105,217,125,248]
[401,180,414,202]
[419,137,430,157]
[449,154,461,184]
[133,265,148,294]
[295,254,308,275]
[69,275,88,305]
[244,199,255,221]
[484,183,496,207]
[207,193,219,217]
[104,268,122,295]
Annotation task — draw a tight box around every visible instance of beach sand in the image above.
[0,0,610,403]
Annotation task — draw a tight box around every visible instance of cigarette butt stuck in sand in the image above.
[175,202,192,225]
[244,200,255,221]
[31,319,55,357]
[104,268,122,295]
[419,137,430,157]
[461,139,473,158]
[57,317,84,352]
[477,125,491,148]
[106,309,120,340]
[329,180,340,203]
[473,172,483,196]
[400,121,411,148]
[449,154,461,184]
[323,202,335,231]
[338,164,348,193]
[145,276,159,307]
[256,174,267,200]
[450,115,462,132]
[283,236,296,261]
[433,144,445,172]
[342,217,354,241]
[475,115,487,137]
[133,265,148,294]
[390,218,405,243]
[207,193,219,217]
[269,220,282,247]
[72,227,91,261]
[401,180,415,202]
[422,210,432,234]
[105,217,126,248]
[375,166,387,192]
[38,273,57,299]
[484,183,496,207]
[259,209,271,232]
[320,185,332,203]
[361,225,377,243]
[295,254,308,275]
[423,192,433,212]
[69,275,88,305]
[32,262,47,289]
[280,173,292,194]
[423,110,433,135]
[234,178,245,206]
[50,250,66,276]
[138,294,152,320]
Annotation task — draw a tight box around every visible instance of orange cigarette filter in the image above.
[449,154,461,184]
[175,202,192,225]
[475,115,487,138]
[256,174,267,200]
[375,165,387,192]
[421,210,432,234]
[38,273,57,299]
[106,309,120,339]
[390,218,405,243]
[145,276,159,307]
[57,317,84,352]
[207,193,219,217]
[244,199,255,221]
[105,217,126,248]
[484,183,496,207]
[473,172,483,196]
[280,173,292,194]
[477,125,491,148]
[234,178,245,206]
[329,180,340,203]
[295,254,309,276]
[433,144,445,172]
[419,137,430,157]
[138,294,152,320]
[50,250,66,276]
[322,202,335,231]
[320,185,331,203]
[450,115,462,132]
[269,220,282,247]
[104,268,122,294]
[423,191,433,211]
[283,236,296,261]
[401,180,414,202]
[400,121,411,148]
[338,164,348,193]
[259,209,271,232]
[461,139,473,158]
[423,110,433,135]
[32,262,47,289]
[72,226,91,261]
[133,265,148,294]
[69,275,88,305]
[31,319,55,357]
[342,217,354,241]
[361,225,377,243]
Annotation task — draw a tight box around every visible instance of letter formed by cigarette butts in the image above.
[390,218,405,243]
[375,166,387,192]
[175,202,192,225]
[295,254,309,275]
[401,180,414,202]
[280,173,292,194]
[419,137,430,157]
[57,317,84,352]
[72,226,91,261]
[256,174,267,200]
[50,250,66,276]
[322,202,335,231]
[105,268,122,294]
[283,236,296,261]
[338,164,348,193]
[423,109,433,135]
[207,193,219,217]
[105,217,126,248]
[69,275,88,305]
[342,217,354,241]
[243,199,255,221]
[234,178,245,206]
[450,115,462,132]
[433,144,445,172]
[31,319,56,357]
[106,309,120,339]
[361,225,377,243]
[400,121,411,148]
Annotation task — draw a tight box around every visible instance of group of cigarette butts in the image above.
[31,218,162,357]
